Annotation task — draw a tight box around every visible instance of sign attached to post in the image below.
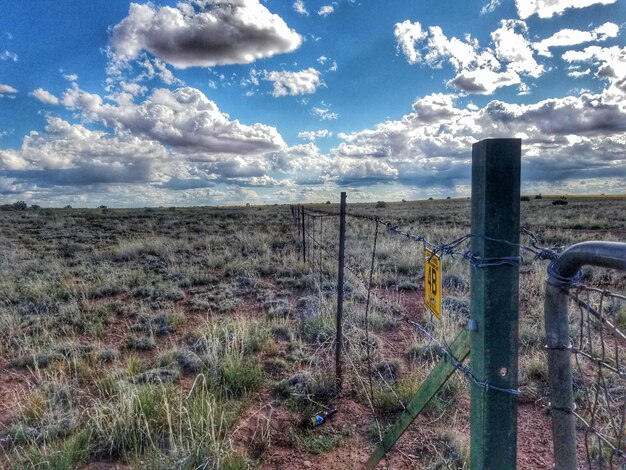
[424,248,441,319]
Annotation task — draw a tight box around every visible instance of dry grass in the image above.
[0,198,624,468]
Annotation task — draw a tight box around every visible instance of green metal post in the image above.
[470,138,521,470]
[335,192,346,392]
[301,205,306,263]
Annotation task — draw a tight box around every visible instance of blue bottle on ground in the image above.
[309,409,337,427]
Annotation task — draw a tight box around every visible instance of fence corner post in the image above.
[336,191,347,393]
[469,138,521,470]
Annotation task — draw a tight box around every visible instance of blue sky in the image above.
[0,0,624,207]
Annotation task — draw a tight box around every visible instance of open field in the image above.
[0,197,625,469]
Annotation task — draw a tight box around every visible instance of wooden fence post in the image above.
[470,138,521,469]
[336,192,347,392]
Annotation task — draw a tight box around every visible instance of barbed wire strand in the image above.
[303,208,563,267]
[298,205,626,467]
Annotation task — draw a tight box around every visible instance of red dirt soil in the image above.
[0,281,597,469]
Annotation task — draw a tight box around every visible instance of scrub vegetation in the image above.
[0,196,624,469]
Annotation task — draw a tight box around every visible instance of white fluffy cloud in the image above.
[491,20,543,77]
[516,0,618,19]
[331,89,626,188]
[394,20,427,64]
[448,69,521,95]
[318,5,334,16]
[0,117,167,186]
[409,93,461,123]
[293,0,308,15]
[395,21,542,94]
[29,88,60,105]
[534,22,619,57]
[312,106,339,120]
[298,129,331,141]
[0,50,18,62]
[272,143,398,185]
[265,68,322,97]
[481,0,502,14]
[110,0,302,69]
[63,85,286,155]
[563,45,626,104]
[0,83,17,97]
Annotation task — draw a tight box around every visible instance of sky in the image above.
[0,0,625,207]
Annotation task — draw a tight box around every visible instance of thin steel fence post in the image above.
[336,192,347,392]
[301,205,306,263]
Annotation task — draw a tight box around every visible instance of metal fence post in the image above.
[297,205,301,242]
[301,205,306,263]
[470,138,521,470]
[307,214,311,264]
[319,216,323,268]
[545,241,626,470]
[336,192,347,392]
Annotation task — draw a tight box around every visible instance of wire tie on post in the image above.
[548,402,577,414]
[544,343,573,351]
[547,262,582,289]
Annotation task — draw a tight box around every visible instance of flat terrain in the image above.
[0,197,624,469]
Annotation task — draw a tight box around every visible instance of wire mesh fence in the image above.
[289,200,626,469]
[569,285,626,469]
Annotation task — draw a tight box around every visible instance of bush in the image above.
[442,297,471,324]
[520,196,530,201]
[133,368,179,384]
[408,343,444,362]
[271,325,293,341]
[371,378,418,414]
[1,201,28,211]
[552,199,568,206]
[125,335,156,351]
[131,312,184,336]
[220,357,264,398]
[373,359,403,383]
[263,299,291,318]
[397,280,419,291]
[442,273,469,291]
[273,372,335,406]
[375,201,387,208]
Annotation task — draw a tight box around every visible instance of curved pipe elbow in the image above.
[549,241,626,281]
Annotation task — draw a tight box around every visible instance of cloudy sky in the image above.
[0,0,624,207]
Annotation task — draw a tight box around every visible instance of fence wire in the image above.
[569,285,626,469]
[289,203,626,469]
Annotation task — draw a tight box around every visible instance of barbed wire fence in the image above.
[288,195,626,469]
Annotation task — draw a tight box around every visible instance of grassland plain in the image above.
[0,197,624,469]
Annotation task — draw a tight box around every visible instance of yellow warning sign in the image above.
[425,248,441,319]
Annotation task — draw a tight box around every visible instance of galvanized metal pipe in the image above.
[545,241,626,470]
